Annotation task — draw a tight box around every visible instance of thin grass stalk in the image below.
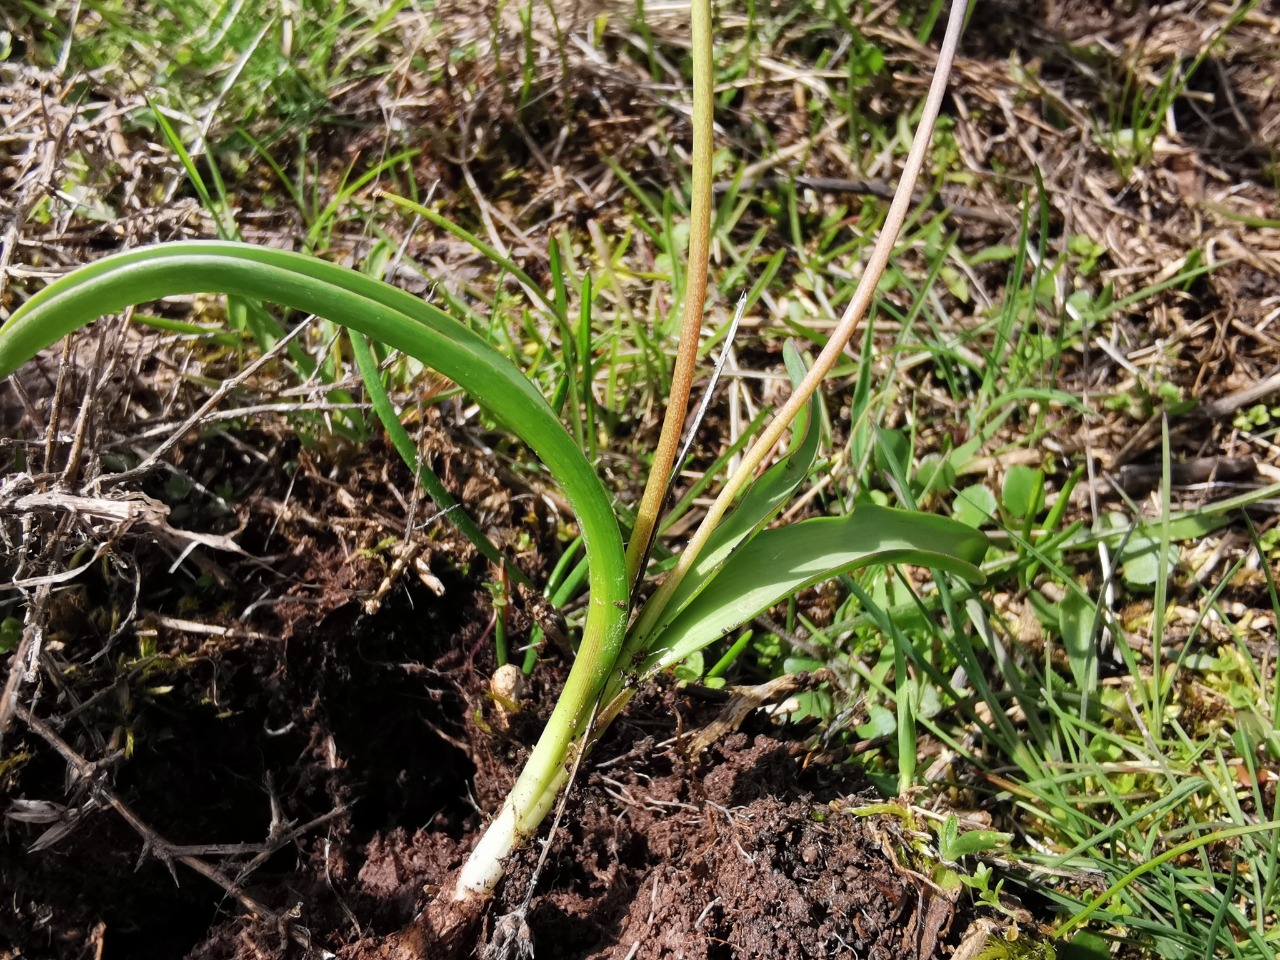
[622,0,714,590]
[348,331,536,592]
[1053,819,1280,940]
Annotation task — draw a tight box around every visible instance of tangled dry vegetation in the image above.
[2,1,1280,958]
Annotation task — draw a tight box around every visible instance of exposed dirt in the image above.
[482,732,950,960]
[0,402,983,959]
[3,580,975,960]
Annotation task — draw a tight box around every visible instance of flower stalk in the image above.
[622,0,715,592]
[455,0,717,898]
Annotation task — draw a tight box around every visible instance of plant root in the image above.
[341,880,488,960]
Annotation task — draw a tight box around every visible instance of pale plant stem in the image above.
[622,0,714,589]
[630,0,969,646]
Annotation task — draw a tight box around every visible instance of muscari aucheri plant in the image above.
[0,0,981,915]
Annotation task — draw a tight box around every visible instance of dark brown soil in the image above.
[484,732,952,960]
[3,582,971,960]
[0,409,979,959]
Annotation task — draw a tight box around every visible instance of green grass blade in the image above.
[1055,820,1280,941]
[380,192,562,321]
[348,330,534,592]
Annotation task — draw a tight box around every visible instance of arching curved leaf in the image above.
[0,240,628,832]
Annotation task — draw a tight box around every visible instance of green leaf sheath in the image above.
[0,241,629,822]
[623,342,820,660]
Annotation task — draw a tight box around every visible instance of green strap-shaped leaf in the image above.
[0,240,628,830]
[641,504,989,676]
